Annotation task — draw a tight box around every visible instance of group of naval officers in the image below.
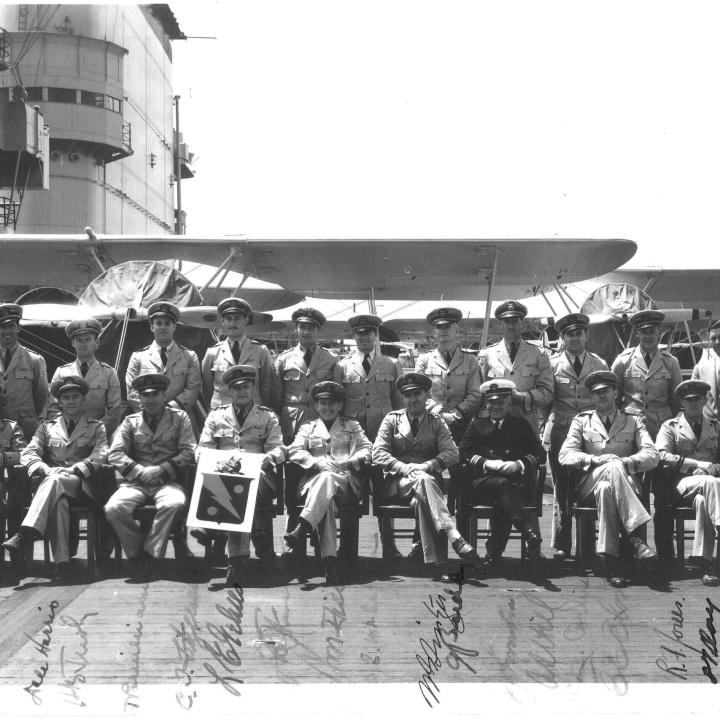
[1,293,720,589]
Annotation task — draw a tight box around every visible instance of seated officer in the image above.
[372,372,477,569]
[197,365,286,585]
[559,370,660,587]
[655,380,720,586]
[284,382,371,584]
[459,379,545,567]
[47,318,123,435]
[2,376,108,580]
[105,373,196,580]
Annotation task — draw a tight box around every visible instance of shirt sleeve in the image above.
[125,353,142,412]
[172,350,201,413]
[21,423,52,477]
[33,354,49,420]
[102,367,124,435]
[71,422,108,479]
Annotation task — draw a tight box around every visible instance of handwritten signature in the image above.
[23,600,59,705]
[416,563,479,708]
[171,583,200,709]
[121,582,149,711]
[59,611,98,707]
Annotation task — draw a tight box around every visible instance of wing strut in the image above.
[553,284,573,314]
[114,308,133,371]
[540,290,557,315]
[200,251,237,294]
[87,247,108,274]
[480,248,499,349]
[368,287,377,315]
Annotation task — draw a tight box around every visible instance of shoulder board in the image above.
[665,417,680,425]
[621,408,641,416]
[139,344,152,351]
[256,404,274,412]
[99,361,114,369]
[618,347,634,356]
[250,339,262,345]
[389,409,404,416]
[578,410,594,416]
[85,418,102,425]
[460,348,476,354]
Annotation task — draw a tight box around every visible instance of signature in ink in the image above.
[321,586,346,662]
[525,592,558,688]
[171,584,200,709]
[416,563,479,708]
[59,611,98,707]
[121,582,149,711]
[655,597,720,684]
[23,600,59,706]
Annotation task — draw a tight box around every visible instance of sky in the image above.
[171,0,720,270]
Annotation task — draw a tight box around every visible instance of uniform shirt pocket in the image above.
[90,379,109,390]
[284,368,302,381]
[521,366,538,377]
[309,436,324,449]
[172,364,188,376]
[14,368,33,380]
[211,361,229,373]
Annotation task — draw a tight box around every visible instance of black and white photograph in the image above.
[1,1,720,718]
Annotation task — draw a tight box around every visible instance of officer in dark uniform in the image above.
[611,309,682,439]
[3,376,108,580]
[0,303,49,439]
[48,318,123,435]
[201,297,275,410]
[655,379,720,585]
[459,379,545,568]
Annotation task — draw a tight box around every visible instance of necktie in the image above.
[644,352,653,369]
[410,417,420,436]
[231,340,240,364]
[493,419,502,432]
[573,355,583,376]
[603,416,612,432]
[235,407,246,426]
[509,343,518,363]
[148,416,159,433]
[362,353,371,375]
[3,348,12,370]
[693,421,702,439]
[444,350,453,366]
[80,361,89,377]
[160,347,168,368]
[67,419,76,436]
[304,347,313,368]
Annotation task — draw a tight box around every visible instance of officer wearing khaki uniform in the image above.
[690,319,720,421]
[478,300,553,434]
[0,417,27,530]
[197,365,286,584]
[611,309,682,439]
[284,381,372,584]
[0,303,49,439]
[655,380,720,585]
[47,318,122,435]
[415,307,483,436]
[546,313,608,558]
[201,297,275,410]
[105,373,196,578]
[3,376,108,579]
[273,307,341,443]
[125,302,201,422]
[372,373,477,569]
[559,370,659,587]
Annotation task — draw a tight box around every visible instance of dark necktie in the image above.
[362,353,371,375]
[509,343,518,363]
[304,347,313,368]
[80,361,89,377]
[573,354,583,377]
[693,421,702,439]
[444,350,453,366]
[493,419,502,432]
[231,340,240,364]
[148,416,159,433]
[410,417,420,436]
[3,348,12,370]
[603,416,612,432]
[160,347,168,368]
[235,407,246,426]
[644,352,653,369]
[67,419,76,436]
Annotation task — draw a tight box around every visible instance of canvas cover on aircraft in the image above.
[0,235,636,300]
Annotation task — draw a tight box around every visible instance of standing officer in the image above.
[611,309,682,439]
[2,376,108,580]
[559,370,659,587]
[655,380,720,585]
[546,312,608,560]
[125,302,201,425]
[459,379,546,569]
[273,307,341,444]
[372,373,477,570]
[201,297,275,410]
[415,307,483,436]
[478,300,553,434]
[197,365,286,585]
[0,415,27,524]
[48,318,122,436]
[284,381,371,584]
[691,320,720,421]
[0,303,49,439]
[337,314,404,558]
[105,373,196,580]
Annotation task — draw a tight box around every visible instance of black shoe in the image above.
[324,556,341,585]
[283,520,310,553]
[451,537,478,563]
[603,555,629,588]
[190,528,212,548]
[2,532,26,560]
[382,543,403,560]
[127,553,155,583]
[226,556,247,587]
[630,538,657,562]
[53,562,71,582]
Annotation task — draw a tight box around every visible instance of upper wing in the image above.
[599,268,720,306]
[2,235,636,300]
